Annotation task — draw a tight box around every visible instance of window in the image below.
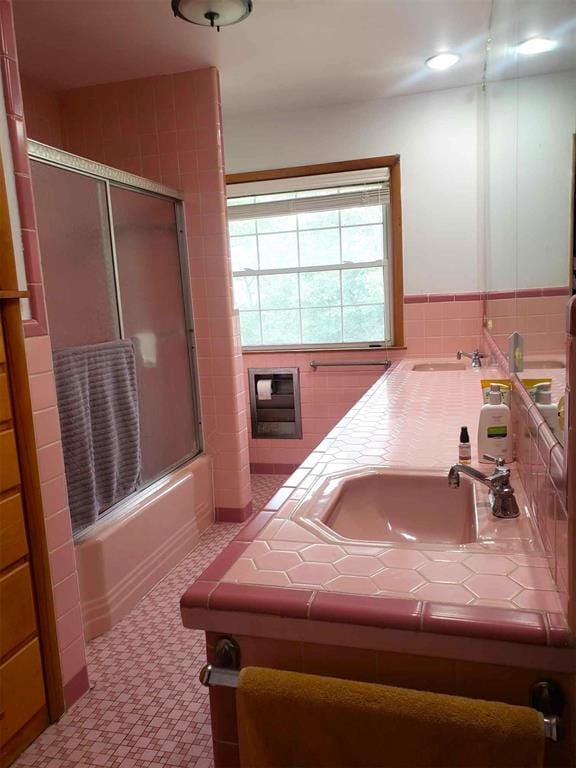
[227,159,404,349]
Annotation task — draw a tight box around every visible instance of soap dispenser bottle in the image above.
[478,383,512,463]
[532,382,562,442]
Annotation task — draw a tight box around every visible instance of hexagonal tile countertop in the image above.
[182,359,571,650]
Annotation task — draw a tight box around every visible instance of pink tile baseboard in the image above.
[215,502,253,523]
[63,664,90,709]
[405,287,569,304]
[404,292,483,304]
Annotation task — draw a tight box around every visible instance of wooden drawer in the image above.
[0,639,46,748]
[0,429,19,494]
[0,494,27,572]
[0,564,37,661]
[0,373,10,424]
[0,324,5,365]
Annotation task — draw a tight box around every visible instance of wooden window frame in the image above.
[226,155,405,348]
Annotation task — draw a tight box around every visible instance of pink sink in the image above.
[295,468,478,547]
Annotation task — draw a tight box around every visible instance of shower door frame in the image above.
[28,140,204,507]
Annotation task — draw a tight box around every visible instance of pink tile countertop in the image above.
[182,359,574,655]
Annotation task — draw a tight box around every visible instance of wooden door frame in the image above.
[0,155,64,722]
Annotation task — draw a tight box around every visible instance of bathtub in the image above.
[75,455,214,641]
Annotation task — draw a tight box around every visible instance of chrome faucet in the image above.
[456,349,485,368]
[447,455,520,519]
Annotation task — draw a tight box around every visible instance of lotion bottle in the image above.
[478,383,512,463]
[532,382,562,442]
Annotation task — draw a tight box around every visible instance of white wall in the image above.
[223,85,483,296]
[486,71,576,291]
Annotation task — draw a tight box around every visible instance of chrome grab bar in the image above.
[198,664,562,742]
[310,359,391,371]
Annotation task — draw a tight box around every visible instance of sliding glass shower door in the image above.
[110,186,199,481]
[30,156,202,526]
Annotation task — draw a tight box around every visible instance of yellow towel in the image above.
[237,667,545,768]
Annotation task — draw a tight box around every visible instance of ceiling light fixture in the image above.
[516,37,557,55]
[172,0,253,30]
[425,52,461,70]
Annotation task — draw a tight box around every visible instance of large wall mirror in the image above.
[483,0,576,447]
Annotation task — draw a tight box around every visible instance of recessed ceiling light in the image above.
[516,37,557,55]
[425,53,461,70]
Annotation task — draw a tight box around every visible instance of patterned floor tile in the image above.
[14,475,288,768]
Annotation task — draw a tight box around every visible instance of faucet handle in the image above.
[482,454,507,468]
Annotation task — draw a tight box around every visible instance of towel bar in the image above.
[310,359,391,370]
[198,664,563,742]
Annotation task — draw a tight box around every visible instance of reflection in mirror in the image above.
[483,0,576,445]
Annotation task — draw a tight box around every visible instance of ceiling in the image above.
[12,0,576,116]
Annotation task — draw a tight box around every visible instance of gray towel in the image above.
[52,340,142,534]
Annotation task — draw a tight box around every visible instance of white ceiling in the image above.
[12,0,576,116]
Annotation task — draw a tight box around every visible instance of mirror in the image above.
[483,0,576,445]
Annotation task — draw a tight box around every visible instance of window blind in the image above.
[227,168,390,221]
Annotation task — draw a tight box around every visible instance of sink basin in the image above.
[296,468,477,547]
[412,363,466,372]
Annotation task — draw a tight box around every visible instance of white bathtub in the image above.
[75,455,214,641]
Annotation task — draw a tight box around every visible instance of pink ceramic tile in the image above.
[422,603,547,645]
[418,561,472,584]
[513,589,564,612]
[509,566,556,590]
[324,575,379,595]
[463,554,516,575]
[309,592,422,630]
[33,407,61,448]
[413,583,475,604]
[207,583,312,618]
[44,508,73,552]
[52,574,80,619]
[58,635,87,684]
[372,568,425,593]
[37,441,65,484]
[253,550,302,571]
[287,561,337,586]
[333,555,382,576]
[28,372,57,411]
[379,549,429,569]
[48,540,77,585]
[24,335,53,375]
[40,474,68,518]
[1,55,22,117]
[464,574,522,600]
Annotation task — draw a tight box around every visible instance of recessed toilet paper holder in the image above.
[248,367,302,439]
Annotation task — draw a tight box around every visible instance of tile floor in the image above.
[15,475,288,768]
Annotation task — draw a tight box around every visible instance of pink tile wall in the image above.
[486,290,569,355]
[54,70,251,514]
[20,73,63,148]
[245,296,484,467]
[0,0,88,706]
[483,328,569,616]
[0,1,47,337]
[25,335,89,700]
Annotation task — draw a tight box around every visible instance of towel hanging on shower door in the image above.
[53,339,142,534]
